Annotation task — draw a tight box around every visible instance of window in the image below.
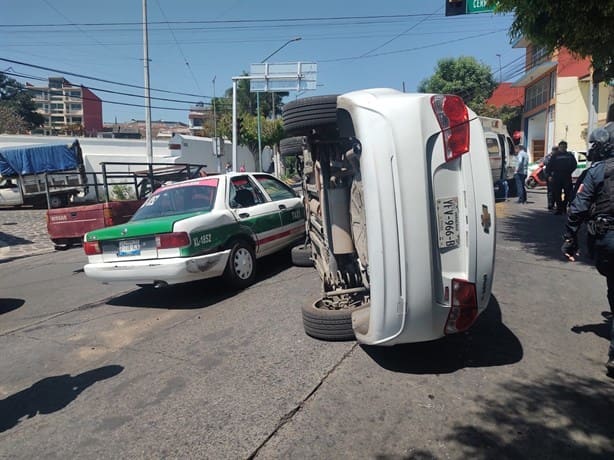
[485,138,501,156]
[254,175,296,201]
[69,103,82,112]
[132,183,218,221]
[229,176,265,208]
[525,76,550,111]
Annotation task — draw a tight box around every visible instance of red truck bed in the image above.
[47,200,144,249]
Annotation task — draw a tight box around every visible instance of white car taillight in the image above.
[431,94,470,162]
[155,232,190,249]
[83,241,101,255]
[444,278,478,334]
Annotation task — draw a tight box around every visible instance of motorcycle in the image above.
[526,161,547,188]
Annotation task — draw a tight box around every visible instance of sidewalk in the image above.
[0,209,55,261]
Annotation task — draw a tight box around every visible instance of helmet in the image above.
[588,122,614,160]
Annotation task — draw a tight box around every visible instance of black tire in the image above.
[526,177,537,188]
[291,243,313,267]
[282,95,339,136]
[301,299,355,341]
[49,195,66,208]
[54,244,71,251]
[223,240,256,289]
[280,137,305,157]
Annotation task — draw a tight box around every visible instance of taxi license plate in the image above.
[436,197,460,249]
[118,239,141,256]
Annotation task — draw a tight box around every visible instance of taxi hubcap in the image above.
[234,248,253,279]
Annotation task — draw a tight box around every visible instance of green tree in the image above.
[0,105,28,134]
[221,72,287,118]
[0,72,45,129]
[417,56,498,114]
[489,0,614,80]
[217,113,285,168]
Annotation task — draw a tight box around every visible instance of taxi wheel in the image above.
[291,243,313,267]
[224,241,256,289]
[282,95,338,137]
[526,177,537,188]
[301,299,355,341]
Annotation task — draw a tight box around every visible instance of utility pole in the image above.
[496,54,502,83]
[142,0,153,165]
[256,37,301,170]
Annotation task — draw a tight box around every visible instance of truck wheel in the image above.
[223,240,256,289]
[526,177,537,188]
[282,95,339,137]
[291,243,313,267]
[280,137,305,157]
[49,195,66,208]
[301,298,355,341]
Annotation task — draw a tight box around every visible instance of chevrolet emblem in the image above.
[481,205,491,233]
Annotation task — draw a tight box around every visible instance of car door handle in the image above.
[239,212,250,218]
[278,204,287,210]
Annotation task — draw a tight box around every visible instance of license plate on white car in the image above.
[118,239,141,256]
[436,197,460,249]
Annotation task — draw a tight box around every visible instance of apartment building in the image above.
[27,76,103,136]
[512,40,611,162]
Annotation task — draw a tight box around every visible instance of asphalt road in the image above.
[1,190,613,459]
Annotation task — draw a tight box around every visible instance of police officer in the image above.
[549,141,577,214]
[562,123,614,377]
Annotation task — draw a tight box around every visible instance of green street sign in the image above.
[467,0,494,13]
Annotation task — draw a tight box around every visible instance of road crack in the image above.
[248,343,358,459]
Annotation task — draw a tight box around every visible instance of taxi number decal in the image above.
[193,233,212,247]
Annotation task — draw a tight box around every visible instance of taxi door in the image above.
[228,175,283,256]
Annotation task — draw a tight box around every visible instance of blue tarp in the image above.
[0,142,79,177]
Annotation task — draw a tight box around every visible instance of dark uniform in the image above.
[562,126,614,376]
[549,143,577,214]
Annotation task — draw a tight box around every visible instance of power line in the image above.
[359,5,443,58]
[0,13,485,28]
[0,57,211,98]
[154,0,202,95]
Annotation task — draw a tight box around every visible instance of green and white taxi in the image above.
[83,173,305,289]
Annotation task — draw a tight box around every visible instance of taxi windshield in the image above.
[131,183,217,221]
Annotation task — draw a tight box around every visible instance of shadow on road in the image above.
[107,250,294,309]
[571,311,613,341]
[0,365,124,433]
[0,298,24,315]
[498,192,593,267]
[447,370,614,459]
[362,295,523,374]
[0,231,32,247]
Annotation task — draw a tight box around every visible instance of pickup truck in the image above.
[46,162,206,250]
[0,140,86,208]
[282,90,496,345]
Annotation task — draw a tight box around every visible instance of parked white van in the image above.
[283,89,496,345]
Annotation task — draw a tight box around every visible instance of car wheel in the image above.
[280,137,305,157]
[526,177,537,188]
[301,298,355,341]
[223,241,256,289]
[291,243,313,267]
[282,95,339,137]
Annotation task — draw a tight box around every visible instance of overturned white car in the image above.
[282,89,495,345]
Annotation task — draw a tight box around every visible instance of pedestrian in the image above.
[239,163,246,172]
[562,123,614,377]
[548,141,577,215]
[225,162,232,173]
[543,146,557,210]
[514,144,529,203]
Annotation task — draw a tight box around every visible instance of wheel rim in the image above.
[233,247,253,279]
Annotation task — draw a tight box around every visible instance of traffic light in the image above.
[236,116,243,137]
[445,0,466,16]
